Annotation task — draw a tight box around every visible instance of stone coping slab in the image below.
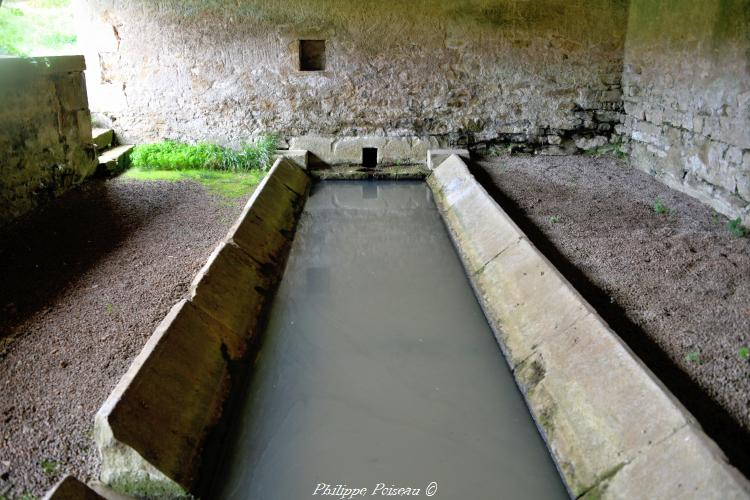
[427,154,750,499]
[0,56,86,81]
[94,157,310,496]
[427,148,470,170]
[309,164,428,180]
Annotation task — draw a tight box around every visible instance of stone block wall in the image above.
[622,0,750,224]
[78,0,628,153]
[0,56,97,227]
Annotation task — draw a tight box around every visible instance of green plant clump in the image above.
[129,135,277,172]
[40,458,58,475]
[685,351,702,364]
[740,346,749,360]
[726,217,747,238]
[585,140,628,160]
[653,199,667,215]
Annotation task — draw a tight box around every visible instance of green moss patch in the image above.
[122,168,265,199]
[111,476,191,500]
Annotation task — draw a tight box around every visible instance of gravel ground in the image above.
[0,178,249,498]
[472,154,750,474]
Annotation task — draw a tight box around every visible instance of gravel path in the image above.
[0,178,249,498]
[473,154,750,474]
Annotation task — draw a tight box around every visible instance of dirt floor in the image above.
[0,178,250,498]
[471,153,750,474]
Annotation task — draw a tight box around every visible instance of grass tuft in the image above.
[685,351,702,364]
[129,135,277,172]
[39,459,58,476]
[584,140,628,160]
[726,217,747,238]
[653,199,667,215]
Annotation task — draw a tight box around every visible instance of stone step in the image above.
[98,144,134,175]
[92,128,114,150]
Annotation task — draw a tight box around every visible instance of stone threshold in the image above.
[426,153,750,499]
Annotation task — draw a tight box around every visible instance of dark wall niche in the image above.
[362,147,377,168]
[299,40,326,71]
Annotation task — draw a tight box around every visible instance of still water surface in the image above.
[211,181,567,499]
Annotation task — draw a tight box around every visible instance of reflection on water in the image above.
[210,181,567,500]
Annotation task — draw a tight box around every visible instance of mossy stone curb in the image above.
[428,154,750,499]
[95,157,310,495]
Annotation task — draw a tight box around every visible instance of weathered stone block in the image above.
[289,136,334,162]
[98,145,133,176]
[380,137,413,161]
[227,159,309,267]
[427,149,470,170]
[242,174,304,236]
[271,157,311,196]
[92,128,114,150]
[56,73,89,111]
[443,183,524,274]
[277,149,308,169]
[588,425,750,499]
[474,238,591,367]
[516,312,690,496]
[76,110,93,143]
[332,137,387,164]
[0,58,97,227]
[95,300,232,491]
[410,137,442,160]
[428,154,475,208]
[574,135,608,151]
[189,241,269,346]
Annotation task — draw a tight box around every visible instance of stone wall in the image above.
[78,0,628,155]
[621,0,750,224]
[0,56,97,227]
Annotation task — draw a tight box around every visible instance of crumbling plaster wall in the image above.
[0,56,97,227]
[622,0,750,224]
[78,0,629,153]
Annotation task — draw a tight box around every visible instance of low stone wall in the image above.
[621,0,750,225]
[94,158,310,495]
[427,154,750,499]
[0,56,97,227]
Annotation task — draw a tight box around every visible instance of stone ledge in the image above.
[289,135,444,165]
[275,149,308,169]
[427,154,750,499]
[95,156,310,495]
[0,56,86,81]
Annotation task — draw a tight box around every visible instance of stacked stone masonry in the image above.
[79,0,628,152]
[622,0,750,224]
[0,56,97,227]
[75,0,749,225]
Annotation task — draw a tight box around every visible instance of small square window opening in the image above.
[299,40,326,71]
